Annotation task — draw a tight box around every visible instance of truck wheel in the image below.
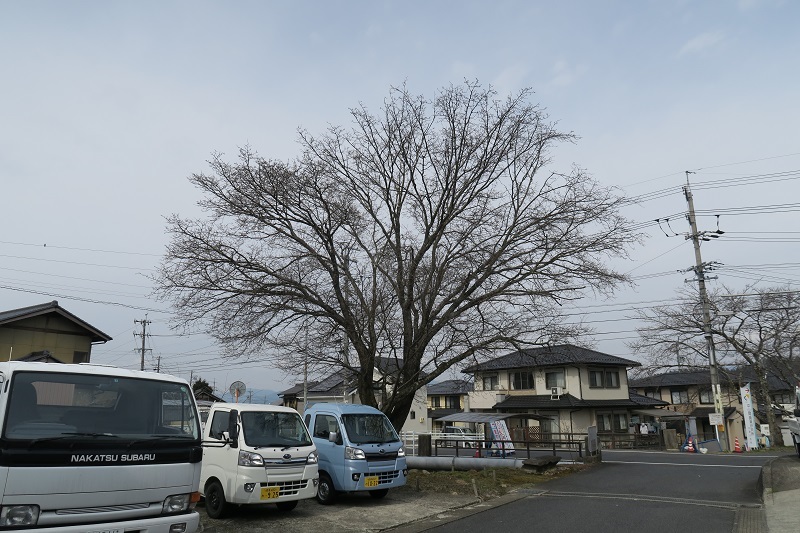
[205,480,229,519]
[276,501,298,512]
[316,473,337,505]
[368,489,389,499]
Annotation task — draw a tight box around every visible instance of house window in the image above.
[613,413,628,432]
[670,389,689,404]
[699,389,713,404]
[597,411,628,433]
[511,371,534,390]
[772,392,793,404]
[597,413,612,432]
[482,375,499,391]
[644,388,660,399]
[430,397,441,408]
[589,369,620,389]
[73,351,89,363]
[545,369,565,389]
[410,410,416,419]
[444,396,460,409]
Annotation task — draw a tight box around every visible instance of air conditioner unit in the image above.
[550,386,563,399]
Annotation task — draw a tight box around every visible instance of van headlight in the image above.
[306,451,318,464]
[0,505,40,526]
[345,446,366,460]
[397,447,405,457]
[238,449,265,467]
[162,493,191,514]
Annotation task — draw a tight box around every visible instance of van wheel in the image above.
[205,480,229,519]
[276,501,297,512]
[316,473,337,505]
[368,489,389,499]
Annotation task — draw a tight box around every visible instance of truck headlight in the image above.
[238,449,265,467]
[397,447,406,457]
[307,451,319,464]
[162,493,191,514]
[345,446,366,460]
[1,505,40,526]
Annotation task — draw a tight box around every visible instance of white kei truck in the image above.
[304,403,407,504]
[0,361,203,532]
[199,403,319,518]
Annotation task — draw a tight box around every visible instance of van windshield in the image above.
[240,411,312,448]
[3,371,200,441]
[341,413,399,445]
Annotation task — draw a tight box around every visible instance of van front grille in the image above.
[261,479,309,496]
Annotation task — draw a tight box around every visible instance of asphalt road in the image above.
[422,450,774,533]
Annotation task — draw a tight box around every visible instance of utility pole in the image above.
[133,317,152,371]
[683,171,728,451]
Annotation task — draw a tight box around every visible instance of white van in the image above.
[200,403,318,518]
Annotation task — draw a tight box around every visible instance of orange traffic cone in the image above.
[734,437,742,453]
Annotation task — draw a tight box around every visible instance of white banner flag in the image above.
[740,383,759,450]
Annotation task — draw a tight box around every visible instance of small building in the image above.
[630,366,797,449]
[0,301,112,364]
[462,344,670,447]
[427,379,473,431]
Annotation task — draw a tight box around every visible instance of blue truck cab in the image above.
[304,403,407,504]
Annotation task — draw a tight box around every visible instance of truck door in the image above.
[202,409,240,492]
[310,413,344,488]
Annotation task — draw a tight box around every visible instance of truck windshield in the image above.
[240,411,312,448]
[3,371,200,441]
[341,413,399,445]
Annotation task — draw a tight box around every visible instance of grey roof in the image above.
[0,300,112,343]
[631,367,794,391]
[493,391,668,410]
[436,412,552,423]
[427,379,473,395]
[462,344,640,374]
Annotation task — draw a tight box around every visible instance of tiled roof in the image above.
[631,367,794,391]
[427,379,473,395]
[462,344,640,373]
[0,300,112,343]
[492,391,657,410]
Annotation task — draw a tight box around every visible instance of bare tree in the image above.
[155,81,638,429]
[631,285,800,446]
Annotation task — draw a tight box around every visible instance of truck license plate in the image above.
[364,476,379,487]
[260,486,280,499]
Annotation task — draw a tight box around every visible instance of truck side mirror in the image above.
[228,409,239,448]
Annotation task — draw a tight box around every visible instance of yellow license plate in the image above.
[260,486,280,499]
[364,476,379,487]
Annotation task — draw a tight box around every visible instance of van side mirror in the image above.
[228,410,239,448]
[328,431,339,444]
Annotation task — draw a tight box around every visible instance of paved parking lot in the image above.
[196,486,478,533]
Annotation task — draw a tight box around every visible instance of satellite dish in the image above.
[229,381,246,403]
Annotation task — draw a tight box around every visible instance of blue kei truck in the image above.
[304,403,407,504]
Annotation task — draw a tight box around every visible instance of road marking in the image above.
[603,460,762,468]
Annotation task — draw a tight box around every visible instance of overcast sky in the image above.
[2,0,798,400]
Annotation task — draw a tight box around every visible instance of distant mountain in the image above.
[217,388,280,405]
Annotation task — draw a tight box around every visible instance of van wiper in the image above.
[126,435,191,447]
[26,432,119,449]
